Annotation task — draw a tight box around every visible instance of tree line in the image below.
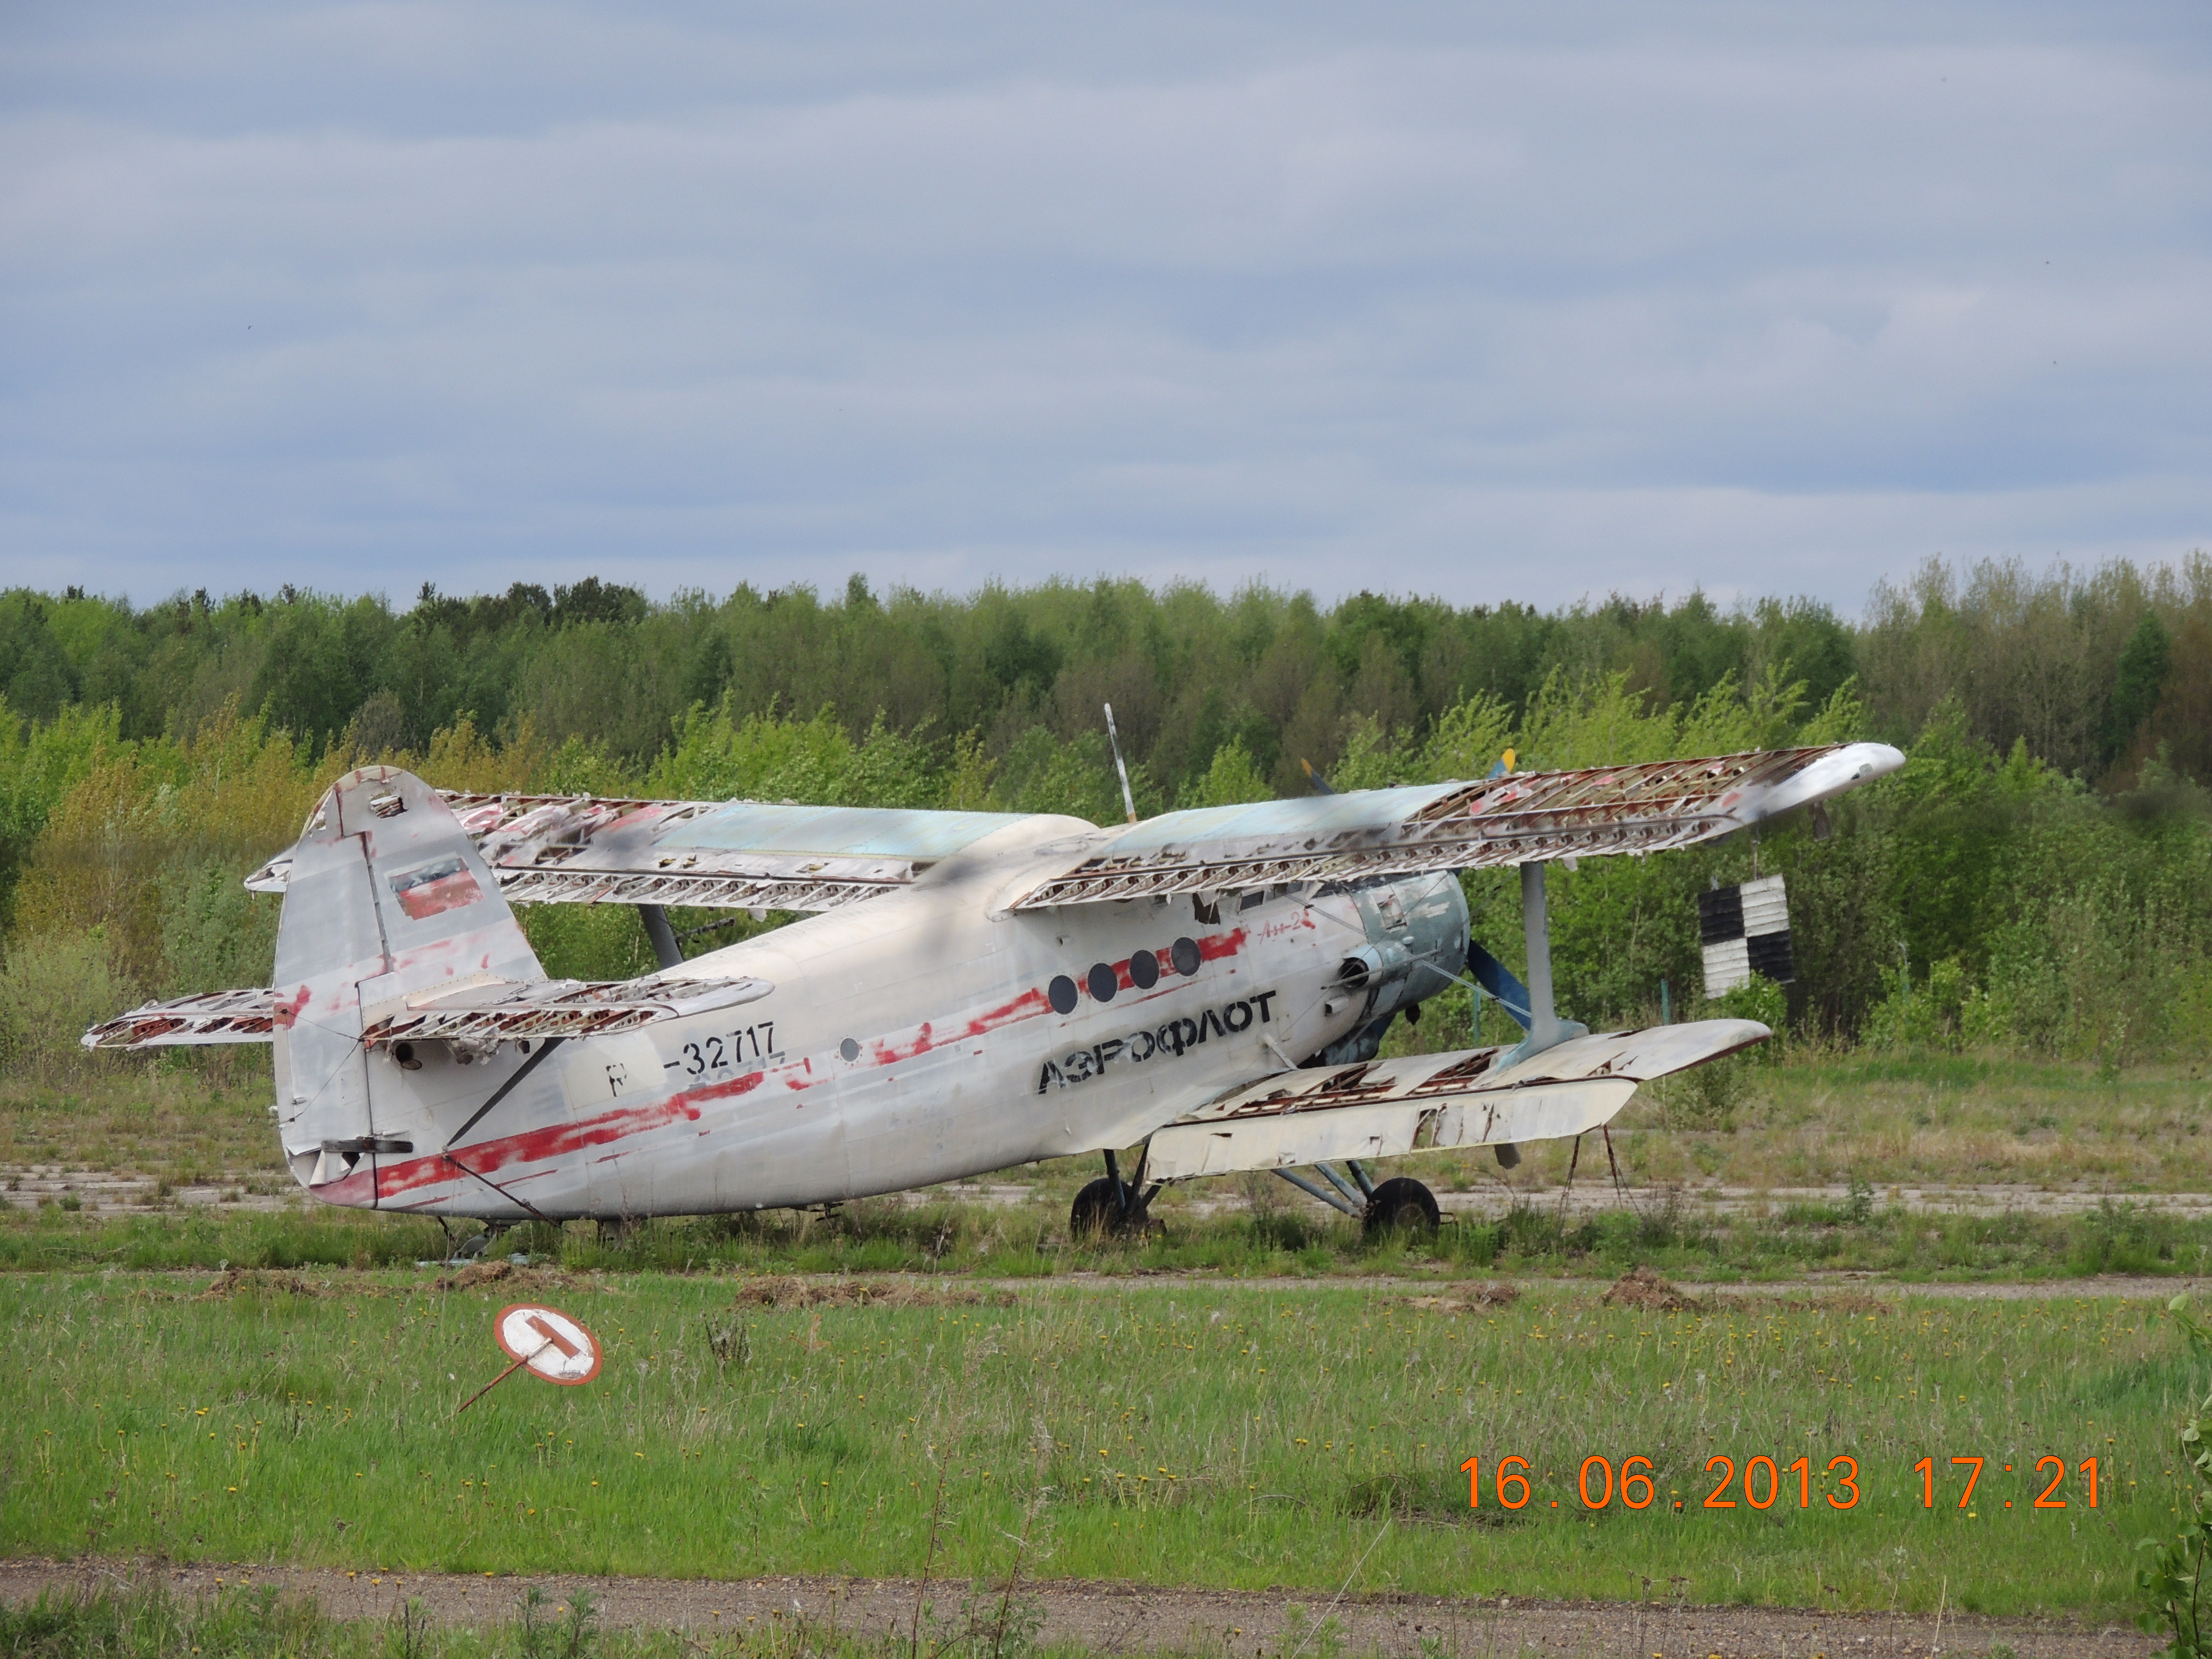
[0,554,2207,1085]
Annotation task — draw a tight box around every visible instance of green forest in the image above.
[2,553,2208,1089]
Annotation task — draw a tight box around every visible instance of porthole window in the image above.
[1087,962,1118,1003]
[1169,937,1202,976]
[1129,949,1160,991]
[839,1037,861,1061]
[1047,974,1079,1015]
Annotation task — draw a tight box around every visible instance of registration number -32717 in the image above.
[676,1024,776,1076]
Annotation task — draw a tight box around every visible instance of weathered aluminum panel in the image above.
[82,988,278,1048]
[106,746,1851,1224]
[1143,1018,1768,1180]
[362,974,772,1045]
[1010,743,1903,908]
[266,766,552,1205]
[247,794,1026,912]
[673,804,1029,859]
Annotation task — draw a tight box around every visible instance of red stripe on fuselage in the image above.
[363,1071,760,1203]
[963,987,1047,1036]
[870,1022,936,1066]
[1197,926,1247,962]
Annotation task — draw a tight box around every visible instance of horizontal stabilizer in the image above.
[1143,1018,1767,1181]
[82,988,279,1049]
[361,974,772,1046]
[82,974,775,1050]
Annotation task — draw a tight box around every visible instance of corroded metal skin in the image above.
[1010,743,1903,906]
[84,739,1905,1222]
[1143,1020,1768,1180]
[236,743,1904,915]
[258,770,1470,1219]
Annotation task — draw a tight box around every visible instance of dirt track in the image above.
[0,1559,2155,1659]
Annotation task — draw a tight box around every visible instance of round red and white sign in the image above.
[493,1302,601,1385]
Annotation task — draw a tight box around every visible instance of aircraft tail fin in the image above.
[268,767,545,1192]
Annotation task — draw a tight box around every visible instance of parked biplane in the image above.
[83,742,1901,1241]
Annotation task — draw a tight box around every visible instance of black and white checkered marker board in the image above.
[1699,874,1794,995]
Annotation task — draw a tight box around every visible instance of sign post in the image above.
[455,1302,602,1415]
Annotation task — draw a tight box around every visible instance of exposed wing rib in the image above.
[83,976,775,1049]
[1143,1020,1766,1180]
[83,988,279,1049]
[360,974,772,1045]
[1012,742,1901,907]
[247,796,1030,912]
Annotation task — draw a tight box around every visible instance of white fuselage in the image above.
[297,817,1467,1218]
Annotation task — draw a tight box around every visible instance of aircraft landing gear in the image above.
[1362,1176,1440,1237]
[1070,1150,1159,1239]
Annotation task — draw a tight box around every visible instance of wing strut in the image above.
[639,905,684,970]
[1274,1166,1363,1217]
[438,1036,568,1224]
[1465,941,1531,1030]
[1498,863,1587,1073]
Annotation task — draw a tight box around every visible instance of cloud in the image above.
[2,0,2208,610]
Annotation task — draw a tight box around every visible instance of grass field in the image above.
[0,1580,930,1659]
[0,1269,2184,1619]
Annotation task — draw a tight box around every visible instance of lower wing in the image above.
[1142,1019,1764,1179]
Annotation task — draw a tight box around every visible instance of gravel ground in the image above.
[0,1560,2157,1659]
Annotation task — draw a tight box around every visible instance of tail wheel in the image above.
[1363,1176,1440,1237]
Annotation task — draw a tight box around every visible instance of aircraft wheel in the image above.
[1363,1177,1440,1238]
[1070,1178,1129,1239]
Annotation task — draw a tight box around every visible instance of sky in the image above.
[3,2,2208,613]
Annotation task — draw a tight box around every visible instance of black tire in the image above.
[1363,1176,1440,1237]
[1070,1178,1127,1239]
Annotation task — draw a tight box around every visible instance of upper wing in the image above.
[1142,1020,1767,1180]
[234,741,1898,913]
[247,796,1032,913]
[1010,741,1902,908]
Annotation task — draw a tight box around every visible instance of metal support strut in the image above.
[1520,862,1560,1049]
[440,1037,568,1225]
[640,904,683,971]
[1103,1149,1159,1224]
[1315,1161,1364,1207]
[1494,862,1588,1070]
[1274,1166,1363,1218]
